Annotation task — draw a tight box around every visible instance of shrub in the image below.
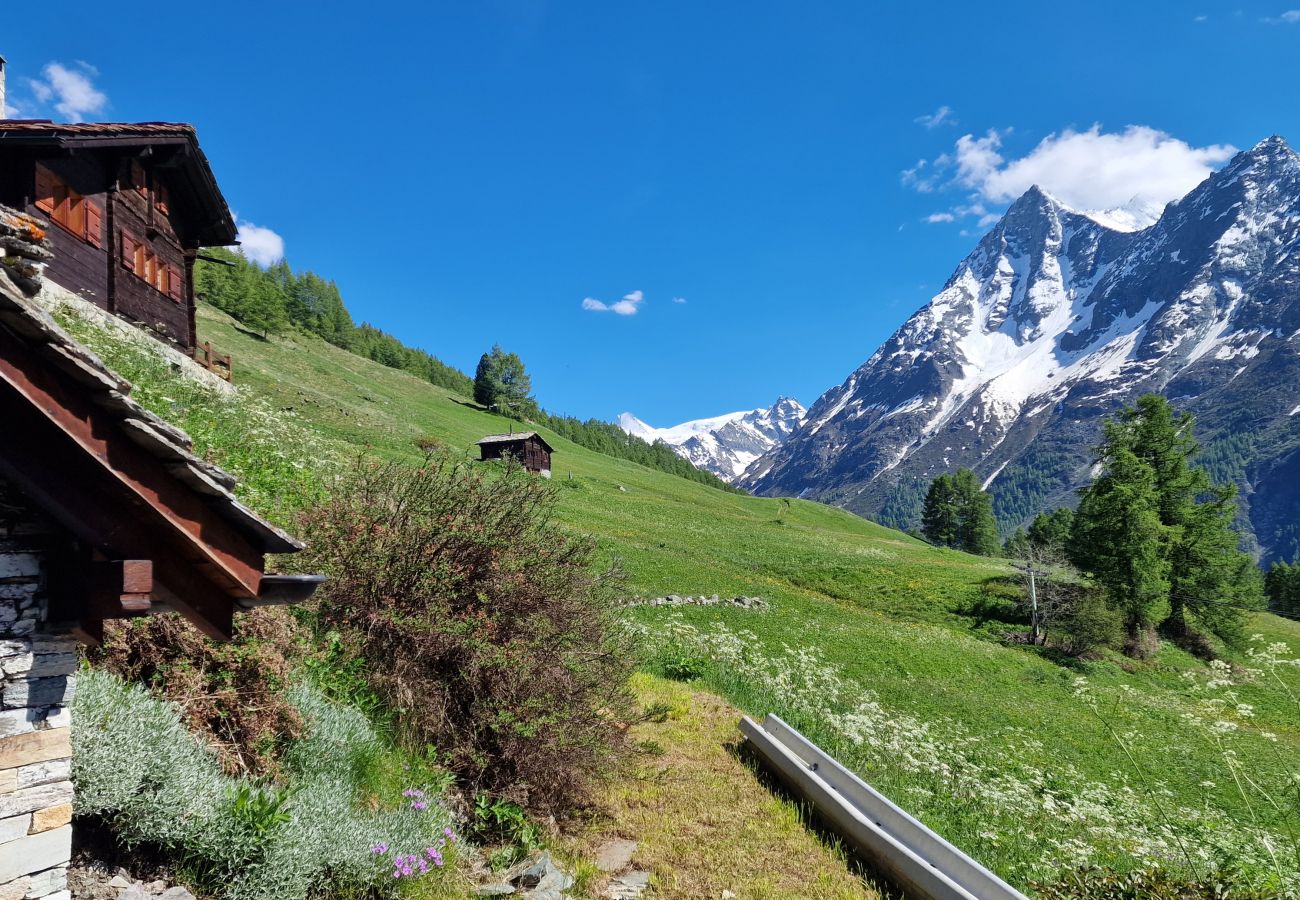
[88,609,307,777]
[297,451,635,817]
[1054,589,1124,658]
[73,671,458,900]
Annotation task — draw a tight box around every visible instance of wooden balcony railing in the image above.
[192,341,233,382]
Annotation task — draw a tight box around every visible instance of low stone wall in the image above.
[0,480,77,900]
[627,594,768,610]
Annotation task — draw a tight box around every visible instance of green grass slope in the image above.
[73,302,1300,894]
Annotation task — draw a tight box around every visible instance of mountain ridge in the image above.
[744,135,1300,562]
[619,397,806,482]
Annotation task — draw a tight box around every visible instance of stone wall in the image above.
[0,479,76,900]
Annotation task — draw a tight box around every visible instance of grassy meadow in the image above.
[64,300,1300,895]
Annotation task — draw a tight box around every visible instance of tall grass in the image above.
[637,617,1300,896]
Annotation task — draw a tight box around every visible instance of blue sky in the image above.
[7,2,1300,424]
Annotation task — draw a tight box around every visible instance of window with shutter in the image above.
[34,165,57,214]
[131,160,147,197]
[85,203,104,248]
[120,231,137,270]
[66,195,86,238]
[167,265,183,301]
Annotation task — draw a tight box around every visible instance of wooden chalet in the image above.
[476,432,554,475]
[0,119,238,352]
[0,218,321,897]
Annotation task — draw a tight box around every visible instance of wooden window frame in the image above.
[34,163,103,248]
[119,229,184,304]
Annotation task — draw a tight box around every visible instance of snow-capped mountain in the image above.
[744,136,1300,562]
[619,397,806,482]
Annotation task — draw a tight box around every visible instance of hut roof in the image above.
[475,431,555,452]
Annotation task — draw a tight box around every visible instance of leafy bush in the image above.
[73,671,458,900]
[1055,588,1124,658]
[298,451,636,817]
[88,609,307,777]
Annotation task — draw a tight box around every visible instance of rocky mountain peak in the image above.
[619,397,806,483]
[744,134,1300,562]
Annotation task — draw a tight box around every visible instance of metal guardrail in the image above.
[739,714,1028,900]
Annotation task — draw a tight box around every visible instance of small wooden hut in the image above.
[475,432,554,475]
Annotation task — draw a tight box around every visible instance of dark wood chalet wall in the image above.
[0,151,196,350]
[23,157,111,311]
[110,159,191,348]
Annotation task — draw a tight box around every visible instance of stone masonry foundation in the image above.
[0,479,76,900]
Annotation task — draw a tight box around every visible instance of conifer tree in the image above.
[1071,394,1260,647]
[952,467,1000,556]
[922,469,999,556]
[921,474,960,547]
[1266,562,1300,616]
[474,345,533,412]
[1004,527,1032,558]
[1027,507,1075,554]
[1070,434,1170,642]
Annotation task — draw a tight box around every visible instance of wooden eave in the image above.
[0,274,318,640]
[0,124,237,246]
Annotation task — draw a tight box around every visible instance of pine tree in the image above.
[953,468,1000,556]
[1070,395,1260,647]
[1004,528,1032,558]
[1266,562,1300,616]
[1070,434,1170,642]
[473,345,533,413]
[1125,395,1258,642]
[921,474,960,547]
[1028,507,1074,554]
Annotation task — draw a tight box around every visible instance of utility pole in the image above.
[1013,561,1048,644]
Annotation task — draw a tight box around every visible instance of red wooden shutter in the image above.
[120,231,137,269]
[167,265,183,301]
[34,165,56,214]
[85,202,104,247]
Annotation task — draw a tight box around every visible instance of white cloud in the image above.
[581,289,644,316]
[968,125,1235,211]
[1264,9,1300,22]
[1193,14,1208,22]
[235,220,286,267]
[901,159,940,193]
[914,105,956,129]
[672,296,687,304]
[907,124,1236,225]
[925,212,955,223]
[27,62,107,122]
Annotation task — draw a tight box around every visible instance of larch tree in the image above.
[1070,394,1260,649]
[921,474,960,548]
[1070,434,1171,645]
[474,344,533,413]
[953,467,1001,556]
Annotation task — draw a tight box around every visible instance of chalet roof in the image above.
[476,431,555,451]
[0,276,299,555]
[0,244,321,639]
[0,120,237,246]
